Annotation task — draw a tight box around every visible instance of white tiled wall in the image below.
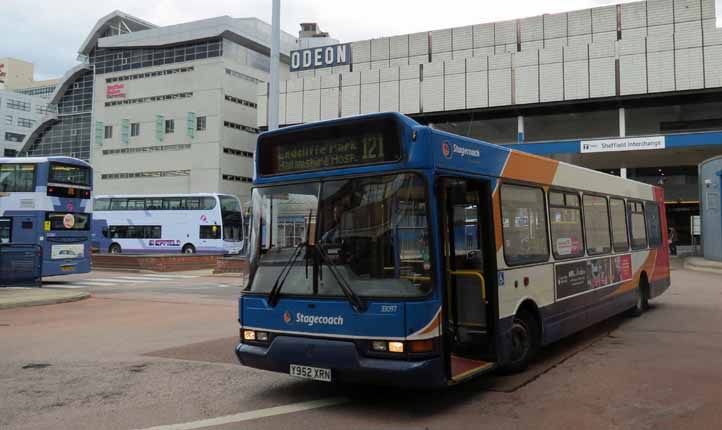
[259,0,722,126]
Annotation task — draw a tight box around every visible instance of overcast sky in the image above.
[2,0,633,80]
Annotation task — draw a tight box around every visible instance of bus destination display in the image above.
[276,133,387,173]
[258,116,402,175]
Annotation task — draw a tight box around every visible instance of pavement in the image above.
[0,288,89,310]
[0,264,721,430]
[684,256,722,274]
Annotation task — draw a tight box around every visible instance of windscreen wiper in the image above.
[267,242,306,307]
[315,244,367,313]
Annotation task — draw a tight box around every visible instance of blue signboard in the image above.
[290,43,351,72]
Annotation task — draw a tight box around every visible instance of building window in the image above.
[524,109,619,142]
[5,115,13,126]
[104,125,113,139]
[225,68,262,84]
[223,120,259,134]
[196,116,206,131]
[17,118,35,128]
[5,132,25,143]
[224,94,258,109]
[3,149,18,157]
[500,184,549,265]
[583,195,611,255]
[100,170,191,180]
[222,174,253,183]
[131,122,140,137]
[105,66,195,83]
[549,191,584,259]
[6,99,31,112]
[93,39,222,75]
[104,92,193,108]
[102,143,191,155]
[165,119,175,134]
[223,147,254,158]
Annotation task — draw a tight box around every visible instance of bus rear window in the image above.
[45,212,90,231]
[49,163,91,187]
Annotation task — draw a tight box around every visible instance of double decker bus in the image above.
[92,193,245,255]
[235,113,670,387]
[1,156,93,277]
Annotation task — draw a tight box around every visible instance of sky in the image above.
[2,0,634,81]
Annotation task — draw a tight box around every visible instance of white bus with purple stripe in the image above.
[92,193,244,255]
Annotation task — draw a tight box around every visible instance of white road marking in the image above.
[115,276,176,281]
[89,278,142,284]
[45,284,91,289]
[74,281,115,287]
[134,397,347,430]
[140,274,199,279]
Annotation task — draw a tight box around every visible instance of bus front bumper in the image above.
[235,336,446,388]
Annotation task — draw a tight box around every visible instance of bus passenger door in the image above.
[440,177,496,381]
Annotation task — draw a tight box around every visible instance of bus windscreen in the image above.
[48,162,91,187]
[258,116,401,175]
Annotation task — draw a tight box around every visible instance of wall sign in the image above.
[581,136,665,153]
[106,83,126,99]
[290,43,351,72]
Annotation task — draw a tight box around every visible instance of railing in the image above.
[0,244,42,287]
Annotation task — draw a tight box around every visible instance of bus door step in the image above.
[450,354,495,382]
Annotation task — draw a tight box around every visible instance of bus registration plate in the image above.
[289,364,331,382]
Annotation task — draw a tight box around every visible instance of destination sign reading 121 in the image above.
[276,133,386,173]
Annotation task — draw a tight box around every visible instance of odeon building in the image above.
[257,0,722,249]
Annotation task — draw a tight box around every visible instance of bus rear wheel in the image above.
[109,243,122,254]
[182,244,196,254]
[503,308,540,374]
[626,280,649,317]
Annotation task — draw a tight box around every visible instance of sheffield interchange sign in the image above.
[290,43,351,72]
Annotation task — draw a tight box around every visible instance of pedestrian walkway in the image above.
[43,273,202,289]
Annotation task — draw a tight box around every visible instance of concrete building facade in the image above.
[20,11,307,202]
[256,0,722,246]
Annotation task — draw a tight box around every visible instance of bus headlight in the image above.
[242,329,269,343]
[370,340,404,353]
[388,341,404,353]
[243,330,256,341]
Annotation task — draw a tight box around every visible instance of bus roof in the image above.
[0,156,91,167]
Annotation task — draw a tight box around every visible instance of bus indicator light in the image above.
[408,339,433,353]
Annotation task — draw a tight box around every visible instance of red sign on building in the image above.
[106,83,126,99]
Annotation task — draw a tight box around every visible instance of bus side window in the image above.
[500,184,549,266]
[0,218,11,243]
[629,201,647,249]
[645,202,662,247]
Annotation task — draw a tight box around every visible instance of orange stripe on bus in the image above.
[502,151,559,185]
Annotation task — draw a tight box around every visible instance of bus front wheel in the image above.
[503,308,540,374]
[109,243,122,254]
[182,244,196,254]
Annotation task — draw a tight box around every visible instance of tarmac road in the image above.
[1,264,721,430]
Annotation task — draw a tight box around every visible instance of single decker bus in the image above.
[235,113,670,387]
[1,156,93,277]
[92,193,245,255]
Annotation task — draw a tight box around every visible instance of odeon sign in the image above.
[290,43,351,72]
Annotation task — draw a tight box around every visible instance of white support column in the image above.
[517,115,524,143]
[268,0,281,131]
[619,107,627,178]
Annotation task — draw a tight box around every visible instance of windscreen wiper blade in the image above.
[267,242,306,307]
[315,244,367,313]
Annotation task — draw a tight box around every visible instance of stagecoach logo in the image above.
[442,141,480,160]
[284,311,345,327]
[441,141,452,159]
[200,215,208,223]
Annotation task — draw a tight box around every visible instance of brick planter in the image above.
[213,256,248,274]
[92,254,219,272]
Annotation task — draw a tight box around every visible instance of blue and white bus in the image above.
[1,156,93,277]
[235,113,670,387]
[92,193,245,255]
